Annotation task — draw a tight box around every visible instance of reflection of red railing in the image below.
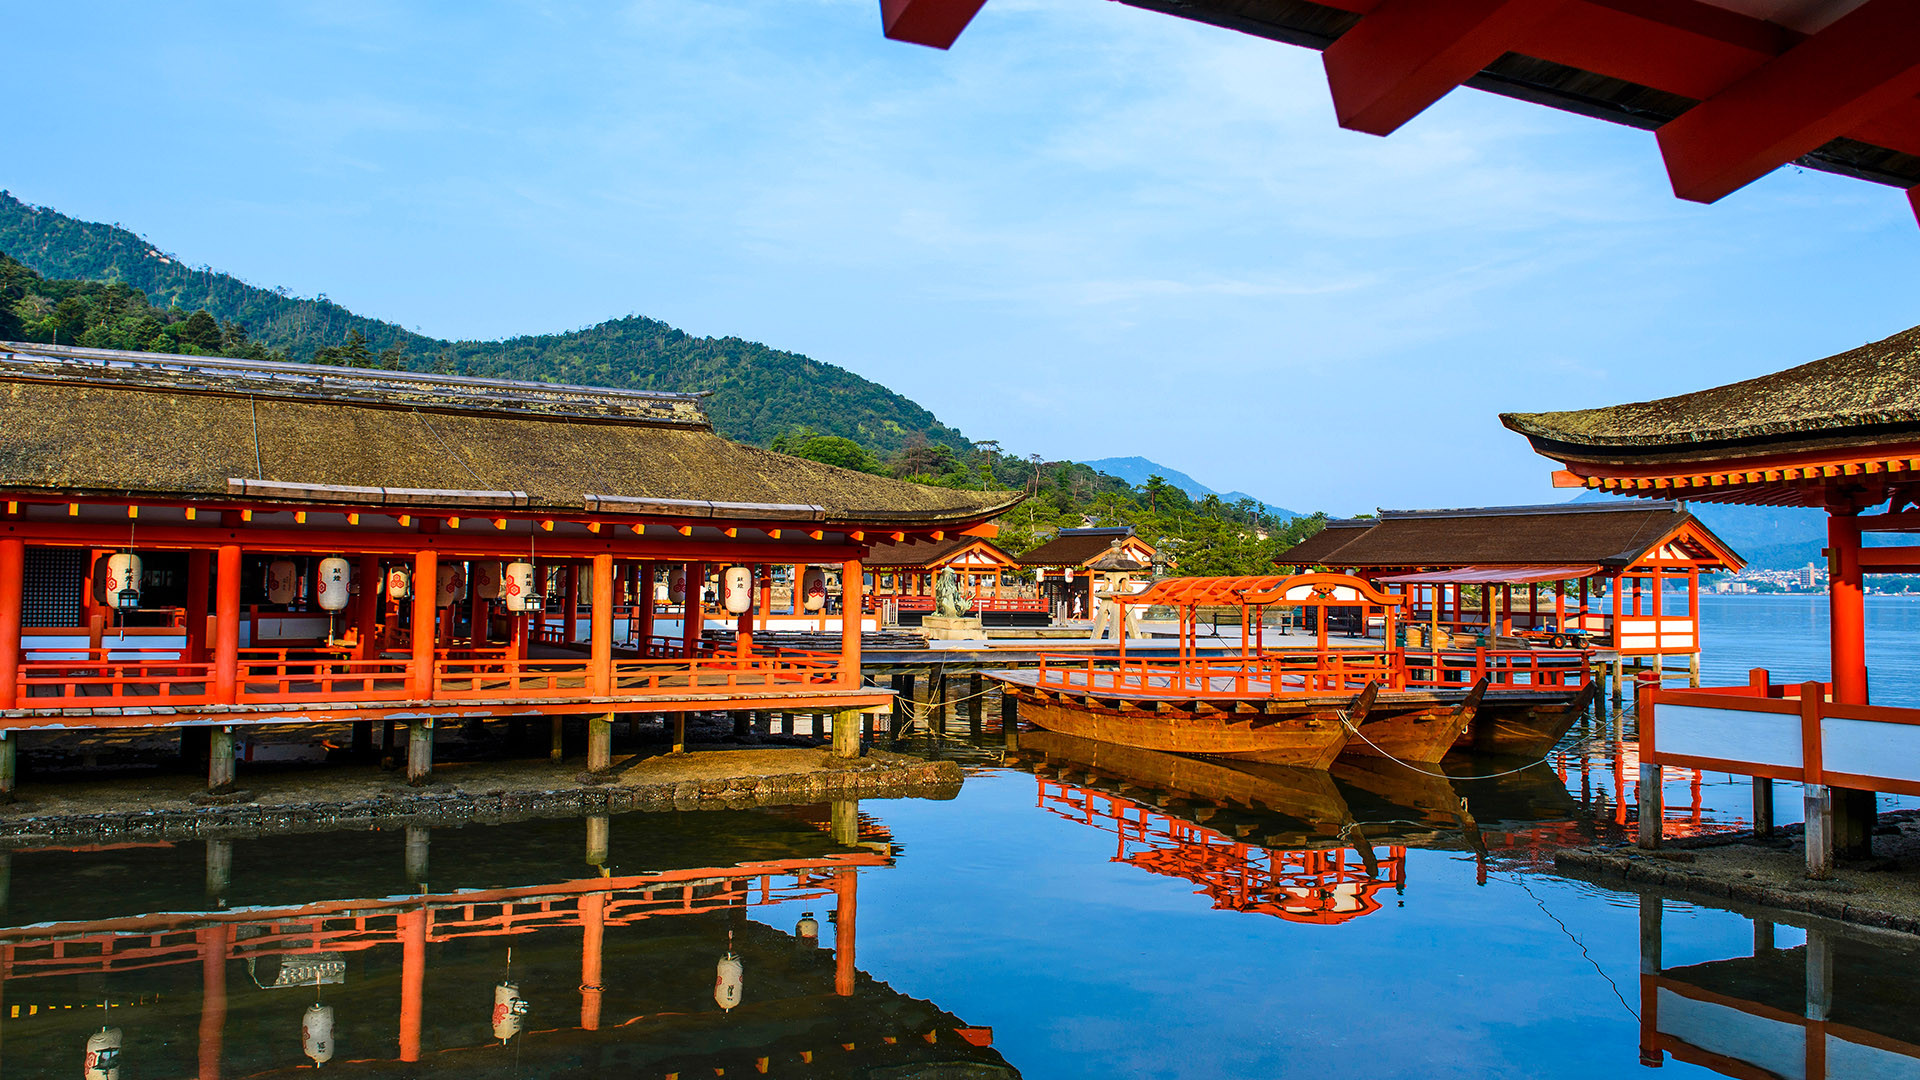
[1037,778,1404,925]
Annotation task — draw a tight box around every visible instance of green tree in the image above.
[178,308,221,351]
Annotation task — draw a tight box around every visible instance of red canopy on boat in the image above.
[1372,564,1601,585]
[1117,575,1290,608]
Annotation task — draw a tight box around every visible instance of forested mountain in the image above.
[0,191,965,454]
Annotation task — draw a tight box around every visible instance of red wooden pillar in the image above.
[354,554,380,659]
[580,891,607,1031]
[1830,513,1867,704]
[410,550,438,699]
[184,550,210,664]
[563,564,580,645]
[842,560,864,688]
[198,923,229,1080]
[214,545,242,704]
[0,539,20,712]
[834,870,857,997]
[1650,565,1665,652]
[636,561,656,648]
[469,562,487,650]
[398,907,426,1062]
[682,562,705,657]
[590,553,614,696]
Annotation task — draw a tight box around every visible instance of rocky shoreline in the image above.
[0,748,962,844]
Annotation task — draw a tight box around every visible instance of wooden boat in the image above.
[1451,682,1598,758]
[993,572,1596,770]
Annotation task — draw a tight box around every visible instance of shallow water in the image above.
[4,597,1918,1079]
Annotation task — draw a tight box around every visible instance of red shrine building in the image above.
[0,343,1019,789]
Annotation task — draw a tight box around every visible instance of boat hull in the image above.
[1452,686,1594,758]
[1345,705,1473,764]
[1015,696,1353,769]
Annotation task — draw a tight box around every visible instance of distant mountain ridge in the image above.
[0,191,966,455]
[1082,456,1302,519]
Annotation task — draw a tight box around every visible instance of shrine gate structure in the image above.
[1505,321,1920,876]
[0,343,1019,790]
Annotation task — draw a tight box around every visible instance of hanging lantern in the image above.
[802,568,827,612]
[301,1003,335,1066]
[386,566,412,601]
[723,567,753,614]
[434,565,466,608]
[315,557,351,612]
[667,569,686,605]
[266,559,299,605]
[97,553,143,611]
[504,562,537,612]
[714,952,743,1012]
[84,1027,122,1080]
[492,981,528,1044]
[471,561,505,601]
[579,563,594,600]
[795,911,819,943]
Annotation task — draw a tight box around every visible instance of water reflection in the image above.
[0,809,1019,1078]
[1639,892,1920,1079]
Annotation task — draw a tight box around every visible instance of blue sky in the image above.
[9,1,1919,514]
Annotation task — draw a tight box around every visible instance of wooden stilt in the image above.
[586,815,610,867]
[1001,689,1019,750]
[407,719,433,786]
[352,720,373,759]
[1637,762,1662,849]
[830,798,859,846]
[0,731,16,800]
[1753,916,1774,954]
[1805,784,1834,879]
[968,672,983,735]
[1688,652,1701,688]
[1611,659,1624,704]
[587,713,612,772]
[932,669,948,733]
[550,716,564,763]
[673,713,687,754]
[1806,926,1833,1022]
[832,707,862,758]
[208,726,236,792]
[1753,778,1774,837]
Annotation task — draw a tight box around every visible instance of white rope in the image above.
[1335,709,1552,781]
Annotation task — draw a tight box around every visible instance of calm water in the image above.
[5,597,1918,1079]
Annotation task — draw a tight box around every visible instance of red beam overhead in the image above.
[881,0,988,49]
[1320,0,1568,136]
[1655,0,1920,203]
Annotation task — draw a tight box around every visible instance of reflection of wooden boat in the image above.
[1331,755,1470,831]
[1017,728,1350,823]
[993,573,1597,769]
[1452,683,1597,758]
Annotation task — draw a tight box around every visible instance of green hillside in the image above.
[0,191,966,454]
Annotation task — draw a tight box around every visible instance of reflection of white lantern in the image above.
[84,1027,122,1080]
[491,982,527,1044]
[714,952,743,1012]
[104,553,143,610]
[504,562,537,611]
[471,561,504,600]
[301,1003,335,1065]
[796,911,819,943]
[667,569,686,605]
[315,557,351,612]
[723,567,753,614]
[802,568,827,611]
[266,559,299,605]
[386,567,411,601]
[434,565,465,607]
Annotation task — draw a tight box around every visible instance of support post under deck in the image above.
[832,707,863,758]
[587,714,612,772]
[208,726,236,793]
[407,719,434,786]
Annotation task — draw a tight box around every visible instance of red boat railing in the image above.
[1032,646,1593,700]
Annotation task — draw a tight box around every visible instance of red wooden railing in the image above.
[1031,646,1593,701]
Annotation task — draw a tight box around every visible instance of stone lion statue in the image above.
[934,567,973,617]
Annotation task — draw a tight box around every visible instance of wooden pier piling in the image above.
[209,726,236,792]
[407,719,433,786]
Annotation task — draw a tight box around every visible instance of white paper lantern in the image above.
[504,561,537,611]
[667,569,686,605]
[723,566,753,614]
[471,561,505,600]
[434,565,466,608]
[386,566,412,601]
[802,567,827,611]
[266,559,299,605]
[315,557,352,612]
[301,1003,335,1065]
[103,553,143,610]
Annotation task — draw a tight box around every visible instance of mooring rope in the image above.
[1334,709,1551,782]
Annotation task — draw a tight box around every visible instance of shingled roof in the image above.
[1501,323,1920,462]
[0,343,1020,527]
[1017,527,1156,567]
[1271,502,1742,572]
[861,535,1016,568]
